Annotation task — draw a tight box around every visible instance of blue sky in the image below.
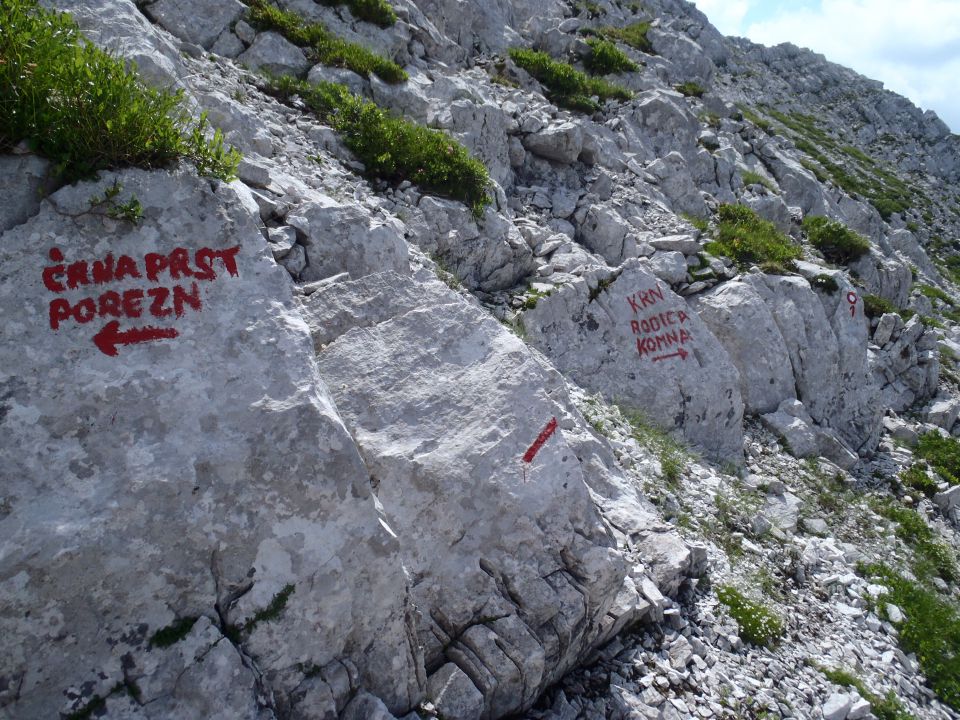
[692,0,960,132]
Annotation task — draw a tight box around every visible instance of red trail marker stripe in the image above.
[523,417,558,463]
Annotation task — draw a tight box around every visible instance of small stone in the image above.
[822,692,852,720]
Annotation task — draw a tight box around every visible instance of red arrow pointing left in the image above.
[93,320,179,356]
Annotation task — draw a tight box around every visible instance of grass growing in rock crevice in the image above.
[509,48,632,113]
[247,0,406,83]
[0,0,240,182]
[916,432,960,485]
[264,75,490,215]
[317,0,397,27]
[802,215,871,264]
[814,664,916,720]
[620,408,688,487]
[589,22,654,54]
[706,204,802,272]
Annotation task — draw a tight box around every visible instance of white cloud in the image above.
[690,0,752,37]
[743,0,960,131]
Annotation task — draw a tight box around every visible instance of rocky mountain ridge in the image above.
[3,0,960,719]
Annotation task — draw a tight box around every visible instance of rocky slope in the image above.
[3,0,960,719]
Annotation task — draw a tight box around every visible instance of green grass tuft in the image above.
[816,664,916,720]
[862,293,913,321]
[916,283,956,307]
[810,274,839,293]
[716,585,783,648]
[593,22,654,53]
[317,0,397,27]
[509,47,632,113]
[874,501,957,582]
[741,169,778,194]
[620,408,687,487]
[706,204,802,271]
[247,0,406,83]
[802,215,871,265]
[264,75,490,215]
[675,81,705,98]
[584,38,639,75]
[149,616,199,648]
[0,0,240,183]
[901,464,939,498]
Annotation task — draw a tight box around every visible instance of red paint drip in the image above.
[523,417,558,463]
[93,320,179,357]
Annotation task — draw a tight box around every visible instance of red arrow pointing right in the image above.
[93,321,179,357]
[652,347,689,362]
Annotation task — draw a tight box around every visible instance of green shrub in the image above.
[317,0,396,27]
[863,293,913,321]
[810,274,839,293]
[738,105,773,134]
[706,204,802,270]
[916,432,960,485]
[265,76,490,215]
[741,169,778,194]
[901,464,938,498]
[861,564,960,710]
[802,216,871,264]
[874,501,957,582]
[0,0,240,182]
[247,0,406,83]
[584,38,639,75]
[675,81,705,98]
[596,22,654,53]
[716,585,783,647]
[509,47,632,112]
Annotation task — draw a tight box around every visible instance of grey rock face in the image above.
[0,169,419,719]
[523,260,744,460]
[522,122,584,164]
[144,0,245,50]
[692,281,795,415]
[0,154,53,233]
[237,31,311,77]
[308,270,634,717]
[761,399,820,458]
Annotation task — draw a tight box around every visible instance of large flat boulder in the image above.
[0,168,419,719]
[522,260,744,460]
[306,270,632,718]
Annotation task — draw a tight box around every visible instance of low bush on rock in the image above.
[264,76,490,215]
[706,204,802,271]
[247,0,407,83]
[916,283,956,307]
[716,584,783,648]
[0,0,240,182]
[873,501,957,582]
[584,38,639,75]
[862,293,914,321]
[317,0,397,27]
[801,215,870,264]
[901,464,939,498]
[740,169,778,194]
[509,48,632,113]
[815,663,916,720]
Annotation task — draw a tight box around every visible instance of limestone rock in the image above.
[427,663,484,720]
[761,399,820,458]
[0,154,53,234]
[0,168,418,718]
[144,0,245,50]
[523,259,744,460]
[522,122,584,164]
[692,281,795,415]
[237,31,311,77]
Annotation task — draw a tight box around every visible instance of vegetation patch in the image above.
[705,204,801,271]
[247,0,407,83]
[916,283,956,307]
[740,169,778,194]
[509,47,632,113]
[584,38,639,75]
[620,408,688,487]
[149,615,199,648]
[737,105,773,134]
[901,464,938,498]
[316,0,397,27]
[675,81,705,98]
[591,22,654,53]
[0,0,240,183]
[810,274,839,294]
[862,293,913,322]
[264,76,490,215]
[802,216,871,264]
[916,432,960,485]
[815,664,916,720]
[860,563,960,710]
[873,501,957,582]
[716,584,783,648]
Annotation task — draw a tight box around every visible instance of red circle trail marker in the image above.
[93,320,179,357]
[847,291,858,317]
